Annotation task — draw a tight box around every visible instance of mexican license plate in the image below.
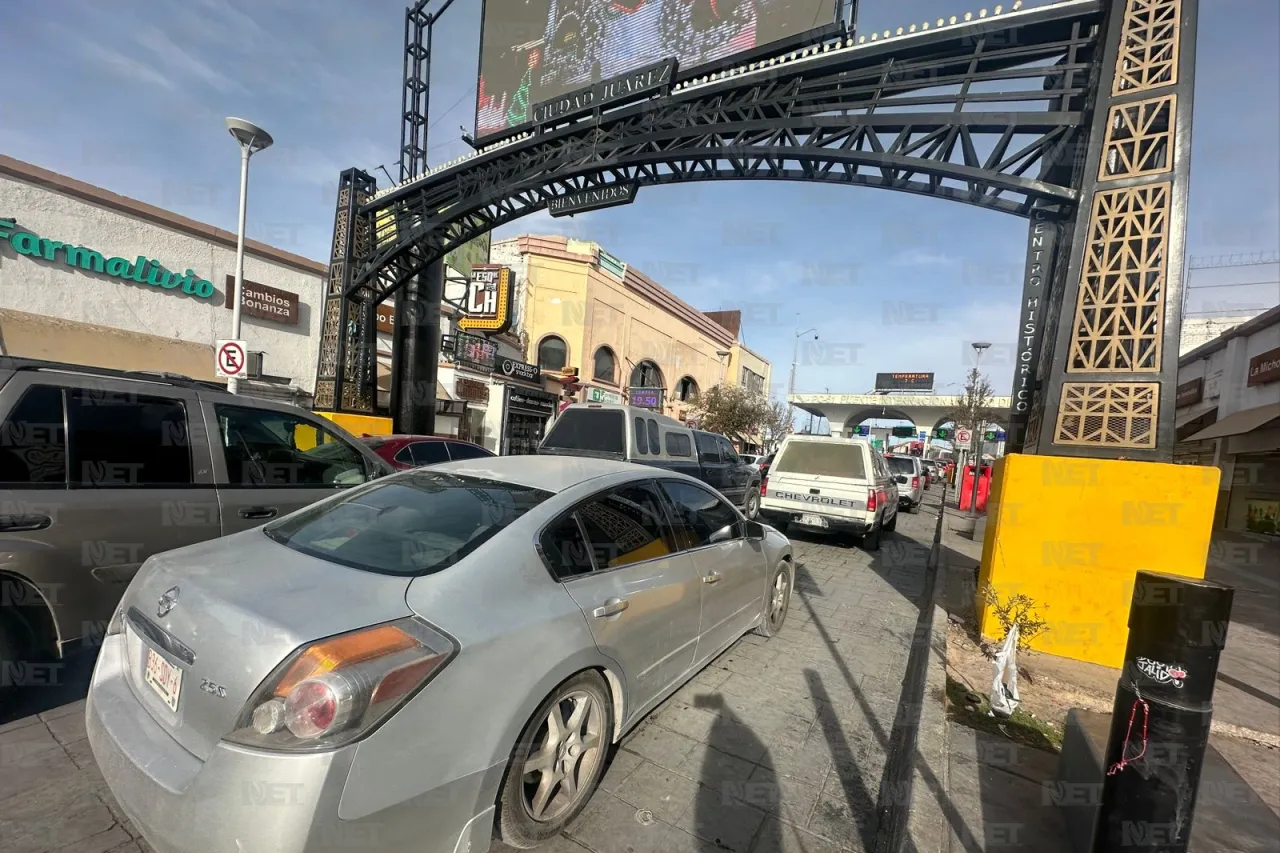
[144,647,183,712]
[798,514,828,528]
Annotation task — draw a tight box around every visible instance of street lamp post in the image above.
[224,117,274,395]
[788,316,818,429]
[968,342,992,515]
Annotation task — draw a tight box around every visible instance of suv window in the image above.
[410,441,450,465]
[885,456,918,475]
[660,480,739,549]
[540,408,625,455]
[216,405,368,487]
[665,432,692,457]
[0,385,67,484]
[647,419,661,455]
[576,482,674,569]
[264,471,552,576]
[539,514,595,579]
[717,436,740,464]
[67,388,191,486]
[774,441,867,479]
[633,416,648,456]
[694,432,721,464]
[447,441,491,461]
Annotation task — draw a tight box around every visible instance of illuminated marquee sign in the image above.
[457,265,513,335]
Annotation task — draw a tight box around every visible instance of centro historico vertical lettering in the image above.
[1007,205,1060,446]
[0,218,216,299]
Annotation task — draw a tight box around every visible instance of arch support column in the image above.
[1027,0,1198,461]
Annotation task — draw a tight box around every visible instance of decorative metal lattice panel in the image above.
[1113,0,1182,95]
[1067,183,1171,373]
[1099,94,1175,181]
[1054,382,1159,448]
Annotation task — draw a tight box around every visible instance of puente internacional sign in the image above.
[314,0,1199,467]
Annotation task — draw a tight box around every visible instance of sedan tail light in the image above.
[224,618,457,752]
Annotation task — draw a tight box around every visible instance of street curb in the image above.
[900,503,953,853]
[874,492,951,853]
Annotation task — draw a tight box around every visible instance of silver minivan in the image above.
[0,356,392,688]
[884,454,926,512]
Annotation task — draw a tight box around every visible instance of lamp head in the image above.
[225,117,273,154]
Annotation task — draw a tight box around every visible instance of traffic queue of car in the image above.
[0,375,940,853]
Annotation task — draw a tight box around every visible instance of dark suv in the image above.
[537,403,763,518]
[0,356,393,686]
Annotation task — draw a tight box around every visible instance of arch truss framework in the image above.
[314,0,1198,463]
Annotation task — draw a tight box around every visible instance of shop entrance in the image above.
[505,388,558,455]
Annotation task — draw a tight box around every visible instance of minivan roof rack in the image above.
[0,355,228,392]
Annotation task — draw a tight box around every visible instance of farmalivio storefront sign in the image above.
[0,218,217,299]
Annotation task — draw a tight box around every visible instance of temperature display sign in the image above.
[629,388,663,409]
[875,372,935,392]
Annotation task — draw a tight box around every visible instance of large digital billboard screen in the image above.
[476,0,837,138]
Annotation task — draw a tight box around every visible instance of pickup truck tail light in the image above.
[760,476,768,496]
[867,488,877,513]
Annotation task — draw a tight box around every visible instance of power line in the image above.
[1185,279,1279,290]
[1188,252,1280,270]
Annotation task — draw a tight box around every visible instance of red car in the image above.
[358,434,495,471]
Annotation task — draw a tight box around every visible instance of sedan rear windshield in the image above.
[540,409,625,455]
[773,442,866,479]
[263,471,552,576]
[885,456,918,474]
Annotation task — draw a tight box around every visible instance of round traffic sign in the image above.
[217,340,247,378]
[955,428,972,444]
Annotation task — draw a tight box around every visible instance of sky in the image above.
[2,0,1278,424]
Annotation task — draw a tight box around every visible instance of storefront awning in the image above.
[1185,402,1280,443]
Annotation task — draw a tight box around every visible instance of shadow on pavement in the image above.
[1,646,95,725]
[788,485,988,853]
[689,693,782,853]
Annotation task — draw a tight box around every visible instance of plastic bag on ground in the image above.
[990,623,1021,718]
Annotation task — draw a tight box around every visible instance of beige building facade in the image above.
[492,235,773,442]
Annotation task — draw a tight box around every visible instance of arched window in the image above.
[537,336,568,372]
[676,376,699,402]
[630,360,664,389]
[593,346,616,383]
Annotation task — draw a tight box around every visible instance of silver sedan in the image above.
[86,456,795,853]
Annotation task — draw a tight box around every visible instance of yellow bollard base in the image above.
[316,411,395,438]
[976,454,1220,669]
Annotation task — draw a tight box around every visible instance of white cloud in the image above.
[132,24,244,94]
[67,36,177,92]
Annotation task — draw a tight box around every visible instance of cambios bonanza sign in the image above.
[474,0,837,139]
[875,372,935,392]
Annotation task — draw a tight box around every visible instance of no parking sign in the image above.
[215,340,247,379]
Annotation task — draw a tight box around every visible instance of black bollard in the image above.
[1092,571,1234,852]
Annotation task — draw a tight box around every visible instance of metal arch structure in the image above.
[355,1,1103,301]
[316,0,1199,464]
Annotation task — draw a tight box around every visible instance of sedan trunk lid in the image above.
[117,528,414,762]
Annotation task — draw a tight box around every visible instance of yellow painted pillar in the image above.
[976,454,1220,668]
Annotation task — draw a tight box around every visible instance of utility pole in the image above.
[788,315,818,430]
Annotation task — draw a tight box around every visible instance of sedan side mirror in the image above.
[743,520,766,541]
[709,524,737,544]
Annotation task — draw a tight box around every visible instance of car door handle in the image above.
[0,514,52,532]
[592,598,629,618]
[703,572,723,585]
[239,506,278,520]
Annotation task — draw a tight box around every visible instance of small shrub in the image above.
[981,584,1048,651]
